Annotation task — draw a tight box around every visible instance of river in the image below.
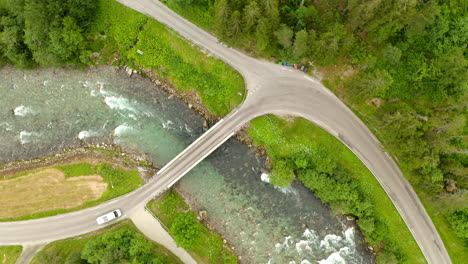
[0,66,374,264]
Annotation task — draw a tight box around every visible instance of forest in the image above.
[0,0,466,263]
[0,0,95,67]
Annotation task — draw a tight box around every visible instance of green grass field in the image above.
[147,190,237,264]
[30,220,182,264]
[0,162,142,222]
[0,246,22,264]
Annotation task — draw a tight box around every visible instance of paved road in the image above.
[0,0,450,263]
[15,243,45,264]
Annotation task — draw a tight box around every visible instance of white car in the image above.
[96,209,122,225]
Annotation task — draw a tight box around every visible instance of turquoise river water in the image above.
[0,66,374,264]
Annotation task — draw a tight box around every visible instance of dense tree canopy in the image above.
[0,0,95,67]
[447,208,468,242]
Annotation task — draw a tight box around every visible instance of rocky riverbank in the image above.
[0,142,156,182]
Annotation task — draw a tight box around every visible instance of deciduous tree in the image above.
[274,24,293,49]
[170,213,200,249]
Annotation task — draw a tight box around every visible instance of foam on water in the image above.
[303,229,318,240]
[275,243,283,253]
[260,173,298,195]
[113,124,135,136]
[14,105,36,116]
[19,131,40,144]
[78,130,100,139]
[261,172,270,183]
[162,120,174,130]
[90,89,99,97]
[184,123,193,133]
[104,96,138,113]
[320,234,343,252]
[0,122,13,131]
[128,113,137,120]
[99,86,112,97]
[344,227,355,242]
[277,185,298,195]
[267,227,362,264]
[318,251,346,264]
[296,240,312,254]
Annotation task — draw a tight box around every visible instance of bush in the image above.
[446,209,468,242]
[64,252,86,264]
[81,228,170,264]
[270,159,295,187]
[169,213,201,249]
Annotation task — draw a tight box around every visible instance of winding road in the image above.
[0,0,451,263]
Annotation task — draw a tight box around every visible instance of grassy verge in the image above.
[30,220,182,264]
[147,190,237,264]
[0,162,142,222]
[88,0,245,116]
[160,0,216,32]
[248,116,425,263]
[416,186,468,262]
[0,246,22,264]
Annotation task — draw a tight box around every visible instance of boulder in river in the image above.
[199,210,208,221]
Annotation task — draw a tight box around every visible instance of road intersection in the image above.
[0,0,451,263]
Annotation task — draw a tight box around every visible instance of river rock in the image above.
[199,210,208,221]
[265,156,272,169]
[125,66,133,77]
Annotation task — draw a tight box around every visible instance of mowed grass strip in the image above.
[0,168,107,218]
[0,162,143,221]
[0,246,22,264]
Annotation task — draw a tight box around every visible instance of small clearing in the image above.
[0,168,107,218]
